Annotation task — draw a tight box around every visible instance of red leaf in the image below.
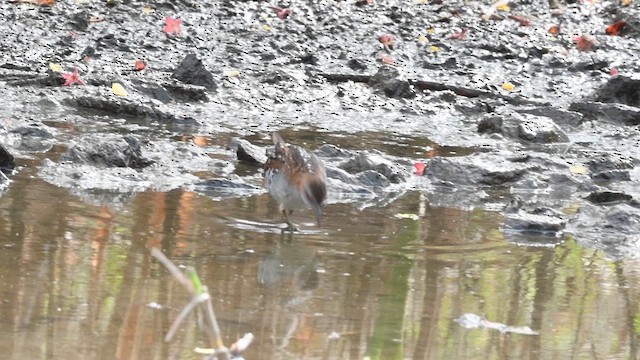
[62,67,85,86]
[269,6,291,19]
[508,14,531,26]
[573,34,599,52]
[134,59,146,71]
[164,16,182,36]
[605,20,626,36]
[414,162,426,176]
[610,68,619,76]
[378,34,394,46]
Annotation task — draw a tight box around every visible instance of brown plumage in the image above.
[263,132,327,231]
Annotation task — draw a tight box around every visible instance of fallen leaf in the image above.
[622,0,632,5]
[49,63,63,73]
[417,35,428,44]
[37,0,55,5]
[269,5,291,20]
[380,53,394,64]
[502,82,515,91]
[62,67,85,86]
[494,0,511,11]
[605,20,626,36]
[414,162,426,175]
[394,213,420,221]
[448,28,468,39]
[610,68,619,76]
[508,14,531,26]
[141,6,154,13]
[164,16,182,36]
[548,24,560,36]
[573,34,599,52]
[569,164,588,174]
[430,45,441,52]
[224,69,240,77]
[134,59,146,71]
[262,24,273,31]
[112,83,127,96]
[378,34,394,46]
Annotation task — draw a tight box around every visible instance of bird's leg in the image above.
[281,209,298,232]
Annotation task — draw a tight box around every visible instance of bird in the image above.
[263,132,327,231]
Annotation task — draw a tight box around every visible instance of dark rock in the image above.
[355,170,391,187]
[586,190,632,204]
[228,138,267,166]
[504,210,566,235]
[71,11,90,32]
[172,53,217,91]
[339,151,405,183]
[593,76,640,107]
[368,65,416,99]
[427,152,531,186]
[315,144,351,158]
[478,112,569,143]
[164,83,209,102]
[11,124,55,139]
[191,178,263,200]
[586,152,634,181]
[568,101,640,126]
[0,145,15,171]
[347,58,368,71]
[517,107,584,128]
[62,135,154,169]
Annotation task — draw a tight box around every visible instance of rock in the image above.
[427,152,531,186]
[347,58,368,71]
[568,101,640,126]
[315,144,352,158]
[0,144,15,171]
[517,107,584,128]
[504,210,566,235]
[172,53,217,91]
[368,65,416,99]
[228,137,267,166]
[11,124,55,139]
[586,152,634,181]
[339,151,405,183]
[593,76,640,107]
[478,112,569,143]
[62,134,154,169]
[586,190,632,204]
[190,178,263,200]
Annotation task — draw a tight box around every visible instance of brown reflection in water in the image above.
[1,168,640,359]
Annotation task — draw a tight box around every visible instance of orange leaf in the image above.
[605,20,626,36]
[134,59,146,71]
[548,24,560,36]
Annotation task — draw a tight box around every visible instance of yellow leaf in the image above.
[112,83,127,97]
[417,35,428,44]
[501,82,515,91]
[193,347,215,355]
[49,63,63,73]
[494,0,511,11]
[622,0,632,5]
[394,213,420,221]
[414,0,428,3]
[430,45,441,52]
[224,70,240,77]
[262,24,272,31]
[569,164,588,174]
[141,6,154,13]
[427,27,436,34]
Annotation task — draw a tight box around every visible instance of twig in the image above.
[151,248,253,360]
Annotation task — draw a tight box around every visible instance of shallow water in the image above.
[1,132,640,360]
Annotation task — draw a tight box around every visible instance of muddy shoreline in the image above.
[1,0,640,257]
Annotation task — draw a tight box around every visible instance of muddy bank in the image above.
[1,0,640,257]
